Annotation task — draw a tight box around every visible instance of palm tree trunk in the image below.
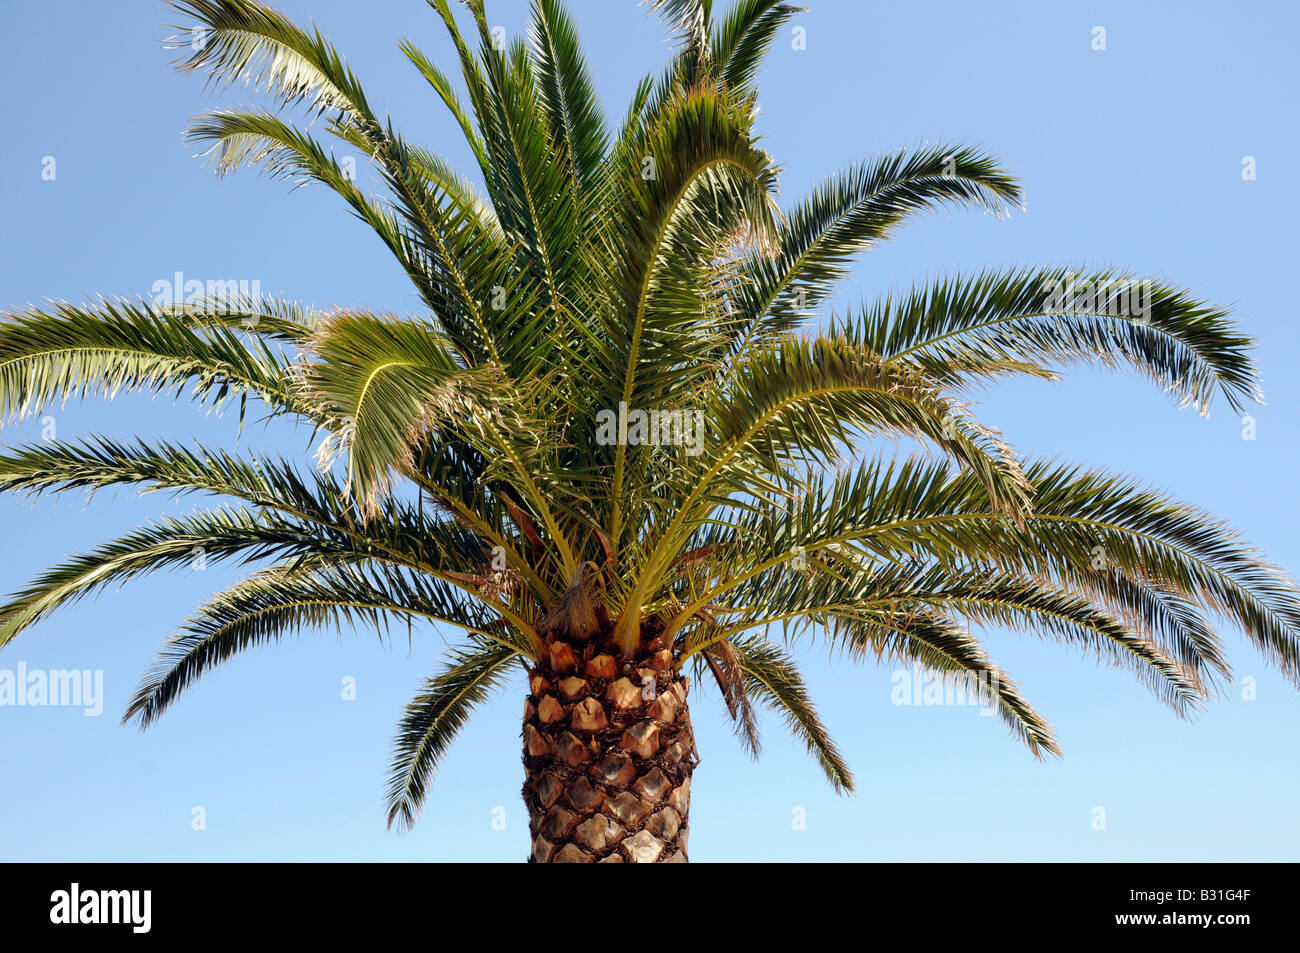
[522,636,695,862]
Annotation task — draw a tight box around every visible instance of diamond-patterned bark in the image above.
[522,638,695,863]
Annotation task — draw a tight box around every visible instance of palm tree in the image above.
[2,0,1297,864]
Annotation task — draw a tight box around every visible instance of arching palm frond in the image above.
[1,0,1295,833]
[386,637,523,831]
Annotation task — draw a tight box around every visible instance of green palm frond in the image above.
[289,309,491,507]
[189,107,500,253]
[689,554,1205,753]
[649,0,714,65]
[723,144,1024,359]
[831,608,1059,758]
[637,339,1032,603]
[0,298,302,422]
[164,292,325,343]
[710,1,805,93]
[864,266,1259,413]
[125,561,511,728]
[529,0,608,190]
[874,571,1205,715]
[728,633,854,792]
[0,506,335,649]
[677,455,1300,690]
[0,0,1292,833]
[386,637,522,831]
[0,436,527,646]
[168,0,373,119]
[399,37,492,178]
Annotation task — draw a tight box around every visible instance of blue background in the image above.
[1,0,1296,861]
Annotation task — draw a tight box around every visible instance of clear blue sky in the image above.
[1,0,1297,862]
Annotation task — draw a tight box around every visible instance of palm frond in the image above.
[0,297,301,423]
[723,144,1023,360]
[0,506,337,649]
[125,561,508,728]
[649,0,714,64]
[729,633,855,792]
[710,0,805,93]
[700,637,761,756]
[0,0,1289,833]
[529,0,608,190]
[399,37,492,178]
[825,606,1058,758]
[167,0,372,119]
[866,266,1260,413]
[385,637,521,831]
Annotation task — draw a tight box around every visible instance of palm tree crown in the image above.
[2,0,1297,846]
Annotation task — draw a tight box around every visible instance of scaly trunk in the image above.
[521,635,695,863]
